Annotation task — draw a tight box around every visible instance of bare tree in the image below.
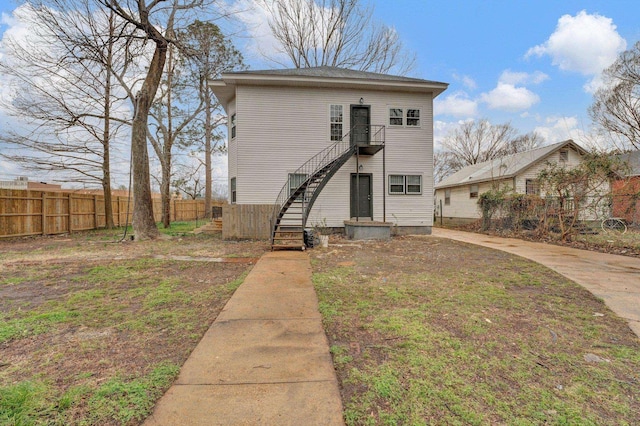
[589,41,640,150]
[0,2,138,229]
[147,40,203,228]
[439,120,543,178]
[262,0,415,74]
[180,20,244,218]
[172,158,205,200]
[99,0,207,240]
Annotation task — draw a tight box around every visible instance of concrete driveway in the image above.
[432,228,640,339]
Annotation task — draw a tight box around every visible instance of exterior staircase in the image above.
[270,125,384,250]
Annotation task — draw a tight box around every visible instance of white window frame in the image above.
[388,174,422,195]
[230,177,236,203]
[444,189,451,206]
[389,107,421,128]
[329,104,343,141]
[230,113,236,139]
[389,108,404,126]
[406,108,421,127]
[470,184,479,198]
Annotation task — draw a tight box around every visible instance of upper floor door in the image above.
[350,105,370,146]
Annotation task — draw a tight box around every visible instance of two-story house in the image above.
[210,66,448,247]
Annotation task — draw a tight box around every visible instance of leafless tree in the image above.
[262,0,415,74]
[439,120,543,178]
[147,40,203,228]
[99,0,209,240]
[181,20,244,219]
[0,2,139,228]
[589,41,640,151]
[172,159,205,200]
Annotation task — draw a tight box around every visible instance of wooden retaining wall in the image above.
[0,189,214,238]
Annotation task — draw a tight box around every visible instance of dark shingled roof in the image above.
[227,66,446,85]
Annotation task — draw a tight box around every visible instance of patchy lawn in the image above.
[0,228,267,425]
[311,236,640,425]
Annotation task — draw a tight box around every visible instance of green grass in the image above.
[0,363,178,426]
[0,309,80,343]
[85,362,179,425]
[0,233,260,425]
[312,239,640,425]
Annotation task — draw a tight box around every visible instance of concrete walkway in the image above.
[432,228,640,338]
[144,251,344,426]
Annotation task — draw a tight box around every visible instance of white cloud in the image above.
[230,0,284,63]
[453,73,477,90]
[526,10,626,81]
[499,70,548,85]
[433,119,472,150]
[434,92,478,118]
[534,115,583,143]
[480,83,540,112]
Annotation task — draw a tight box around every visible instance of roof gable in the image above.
[209,66,448,109]
[435,140,586,189]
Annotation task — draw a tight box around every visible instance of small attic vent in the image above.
[559,149,568,162]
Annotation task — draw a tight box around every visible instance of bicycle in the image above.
[601,217,627,234]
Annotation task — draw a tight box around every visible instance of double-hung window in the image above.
[389,174,422,194]
[288,173,308,196]
[406,109,420,126]
[526,179,540,195]
[330,105,343,141]
[469,184,479,198]
[444,189,451,205]
[230,113,236,139]
[389,108,403,126]
[389,108,421,127]
[230,177,236,203]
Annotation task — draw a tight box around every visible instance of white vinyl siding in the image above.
[229,84,434,228]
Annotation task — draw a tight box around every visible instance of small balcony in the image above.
[350,125,385,156]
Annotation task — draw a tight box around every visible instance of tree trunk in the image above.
[204,86,212,219]
[131,42,166,240]
[161,148,171,228]
[103,11,114,229]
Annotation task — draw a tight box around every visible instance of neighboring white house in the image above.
[434,140,587,224]
[210,66,448,241]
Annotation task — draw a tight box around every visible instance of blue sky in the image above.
[370,1,639,144]
[1,0,639,182]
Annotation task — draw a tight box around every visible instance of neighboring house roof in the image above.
[617,150,640,177]
[209,66,449,108]
[435,140,586,190]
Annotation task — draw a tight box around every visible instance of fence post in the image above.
[94,194,99,229]
[42,192,47,236]
[68,193,73,234]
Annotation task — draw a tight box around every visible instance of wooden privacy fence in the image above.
[222,204,274,240]
[0,189,213,238]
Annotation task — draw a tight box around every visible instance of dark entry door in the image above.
[350,105,370,145]
[350,173,372,219]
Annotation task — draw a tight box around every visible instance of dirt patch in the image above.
[0,230,268,424]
